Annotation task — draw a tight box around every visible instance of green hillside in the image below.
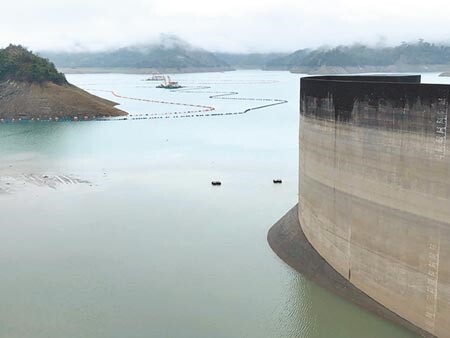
[42,37,231,71]
[269,40,450,72]
[215,52,288,68]
[0,45,66,84]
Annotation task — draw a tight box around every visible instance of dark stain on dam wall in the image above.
[269,75,450,338]
[301,75,449,132]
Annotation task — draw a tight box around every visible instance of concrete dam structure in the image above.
[268,75,450,337]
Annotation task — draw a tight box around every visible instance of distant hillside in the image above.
[0,45,126,120]
[42,36,232,73]
[270,41,450,74]
[215,52,288,69]
[38,38,450,75]
[264,49,310,70]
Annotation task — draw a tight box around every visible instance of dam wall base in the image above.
[268,205,434,338]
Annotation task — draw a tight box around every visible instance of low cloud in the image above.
[1,0,450,52]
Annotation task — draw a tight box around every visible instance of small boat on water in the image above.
[211,181,222,186]
[156,76,183,89]
[273,179,283,184]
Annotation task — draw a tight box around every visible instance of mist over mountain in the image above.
[38,36,450,75]
[274,40,450,73]
[264,49,310,70]
[41,35,232,73]
[214,53,288,69]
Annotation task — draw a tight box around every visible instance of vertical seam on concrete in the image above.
[424,228,441,333]
[445,92,449,158]
[425,92,447,335]
[434,94,448,160]
[434,229,441,334]
[348,227,352,280]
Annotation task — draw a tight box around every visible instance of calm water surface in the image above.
[2,70,443,338]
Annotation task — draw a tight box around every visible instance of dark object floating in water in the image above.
[211,181,222,186]
[273,179,283,184]
[156,83,183,89]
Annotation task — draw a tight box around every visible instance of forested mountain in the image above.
[42,36,231,72]
[38,38,450,74]
[264,49,310,70]
[270,41,450,73]
[301,42,450,67]
[215,53,287,69]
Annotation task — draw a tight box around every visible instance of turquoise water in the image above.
[0,70,432,338]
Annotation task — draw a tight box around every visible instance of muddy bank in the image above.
[290,64,450,75]
[59,67,234,75]
[0,81,126,120]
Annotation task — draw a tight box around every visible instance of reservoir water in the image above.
[1,70,446,338]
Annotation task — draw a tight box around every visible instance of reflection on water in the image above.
[277,272,314,337]
[0,70,435,338]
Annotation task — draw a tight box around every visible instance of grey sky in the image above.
[1,0,450,52]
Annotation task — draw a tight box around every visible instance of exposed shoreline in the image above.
[59,66,450,76]
[59,66,234,75]
[289,64,450,75]
[0,81,127,120]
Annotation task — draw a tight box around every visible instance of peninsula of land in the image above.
[0,45,126,121]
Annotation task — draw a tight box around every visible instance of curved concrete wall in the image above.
[299,75,450,337]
